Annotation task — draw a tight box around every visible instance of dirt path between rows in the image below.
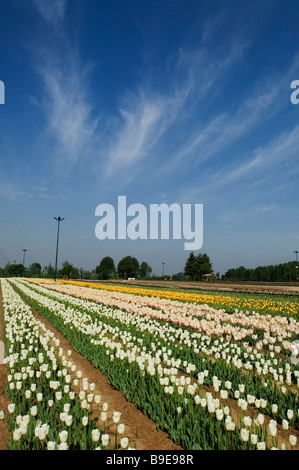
[0,282,182,451]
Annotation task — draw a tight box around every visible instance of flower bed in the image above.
[5,278,299,450]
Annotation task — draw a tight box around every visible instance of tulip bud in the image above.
[240,428,249,442]
[101,434,109,447]
[289,435,297,447]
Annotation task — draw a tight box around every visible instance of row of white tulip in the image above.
[14,279,299,406]
[0,279,133,450]
[28,279,299,349]
[17,280,299,387]
[7,278,299,449]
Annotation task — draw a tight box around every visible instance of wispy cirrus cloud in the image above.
[178,122,299,205]
[32,0,67,25]
[103,38,250,181]
[104,86,188,179]
[28,0,101,174]
[151,49,299,189]
[34,48,100,171]
[220,123,299,184]
[219,204,278,222]
[160,78,281,177]
[0,180,18,202]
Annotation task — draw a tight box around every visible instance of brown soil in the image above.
[0,282,182,451]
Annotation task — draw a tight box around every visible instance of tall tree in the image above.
[60,261,79,280]
[184,252,196,280]
[96,256,116,280]
[7,263,25,277]
[194,253,213,280]
[29,262,42,278]
[139,261,152,279]
[117,256,140,279]
[44,264,55,279]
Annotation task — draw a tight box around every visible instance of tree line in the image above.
[0,256,153,281]
[0,253,297,283]
[222,261,299,282]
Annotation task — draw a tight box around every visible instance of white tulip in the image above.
[282,419,289,430]
[30,406,38,417]
[272,404,278,414]
[13,428,22,441]
[256,414,264,426]
[257,441,266,450]
[57,443,68,450]
[121,437,129,449]
[268,423,277,437]
[101,434,109,447]
[112,411,121,424]
[47,441,56,450]
[240,428,249,442]
[91,429,100,442]
[118,423,125,434]
[59,430,68,443]
[7,403,15,414]
[243,416,252,428]
[65,415,73,427]
[289,435,297,447]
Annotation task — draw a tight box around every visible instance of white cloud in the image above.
[0,181,18,202]
[105,89,185,178]
[104,38,250,180]
[36,51,100,170]
[219,205,277,222]
[178,122,299,204]
[167,82,281,174]
[32,0,67,25]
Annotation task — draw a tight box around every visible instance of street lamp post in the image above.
[22,249,27,267]
[295,251,299,281]
[54,217,65,282]
[162,262,165,277]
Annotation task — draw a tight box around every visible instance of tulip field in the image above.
[0,277,299,451]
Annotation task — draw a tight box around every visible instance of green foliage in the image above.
[172,272,188,281]
[28,262,42,278]
[184,252,213,281]
[95,256,116,280]
[43,264,55,278]
[139,261,152,279]
[59,261,80,280]
[223,261,299,282]
[6,263,25,277]
[184,252,196,280]
[117,256,140,279]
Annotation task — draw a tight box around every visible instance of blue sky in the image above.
[0,0,299,276]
